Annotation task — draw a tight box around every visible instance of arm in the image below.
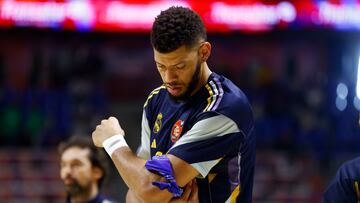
[92,117,199,203]
[112,148,197,203]
[126,190,142,203]
[126,180,199,203]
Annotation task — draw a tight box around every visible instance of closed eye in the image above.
[175,63,186,69]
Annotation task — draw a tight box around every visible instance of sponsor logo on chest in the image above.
[171,119,184,142]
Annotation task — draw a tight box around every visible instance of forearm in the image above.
[92,116,200,203]
[110,147,171,203]
[110,147,147,190]
[91,117,191,202]
[126,189,143,203]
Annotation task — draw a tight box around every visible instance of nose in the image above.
[60,164,72,179]
[164,68,178,83]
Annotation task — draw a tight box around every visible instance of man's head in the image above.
[59,136,108,198]
[151,6,211,100]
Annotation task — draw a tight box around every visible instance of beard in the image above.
[64,178,90,197]
[167,60,202,101]
[65,184,83,196]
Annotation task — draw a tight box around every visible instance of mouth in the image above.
[167,85,183,95]
[63,178,76,185]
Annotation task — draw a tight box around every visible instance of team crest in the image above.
[153,113,163,133]
[171,120,184,142]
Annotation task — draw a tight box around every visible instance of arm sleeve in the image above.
[136,110,151,160]
[168,113,244,178]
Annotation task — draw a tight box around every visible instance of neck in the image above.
[190,62,212,96]
[70,184,98,203]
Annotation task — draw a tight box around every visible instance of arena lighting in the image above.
[66,1,95,29]
[102,1,190,27]
[210,1,296,30]
[3,1,360,32]
[0,1,65,24]
[357,56,360,123]
[0,1,95,28]
[357,56,360,100]
[318,2,360,29]
[336,96,347,111]
[353,96,360,111]
[336,82,348,99]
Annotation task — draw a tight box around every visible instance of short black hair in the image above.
[151,6,207,53]
[58,136,109,188]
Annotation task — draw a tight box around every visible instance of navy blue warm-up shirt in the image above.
[138,72,255,203]
[322,156,360,203]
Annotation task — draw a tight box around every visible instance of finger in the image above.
[120,129,125,136]
[189,180,199,201]
[101,119,107,125]
[181,181,192,200]
[94,126,101,134]
[91,132,101,147]
[109,116,118,123]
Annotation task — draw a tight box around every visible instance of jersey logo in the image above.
[151,139,157,148]
[153,112,163,133]
[155,151,163,156]
[171,120,184,142]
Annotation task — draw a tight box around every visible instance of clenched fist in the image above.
[92,117,125,147]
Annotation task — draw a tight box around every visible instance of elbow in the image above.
[135,181,170,203]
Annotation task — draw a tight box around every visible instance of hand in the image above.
[170,179,199,203]
[92,117,125,147]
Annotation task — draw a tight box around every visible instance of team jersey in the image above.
[138,72,255,203]
[322,156,360,203]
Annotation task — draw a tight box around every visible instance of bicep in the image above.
[138,155,198,202]
[166,154,199,187]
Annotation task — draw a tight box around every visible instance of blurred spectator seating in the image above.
[0,148,65,203]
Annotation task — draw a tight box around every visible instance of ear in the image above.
[199,42,211,62]
[92,166,104,181]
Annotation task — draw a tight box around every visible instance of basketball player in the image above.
[92,6,255,203]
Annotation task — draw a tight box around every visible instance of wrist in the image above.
[103,134,128,156]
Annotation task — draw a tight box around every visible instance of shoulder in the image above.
[202,73,254,134]
[322,157,360,202]
[204,73,251,112]
[337,156,360,180]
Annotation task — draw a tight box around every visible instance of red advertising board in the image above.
[0,0,359,32]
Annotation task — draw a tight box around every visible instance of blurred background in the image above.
[0,0,360,202]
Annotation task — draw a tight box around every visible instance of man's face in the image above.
[60,147,96,196]
[154,45,202,100]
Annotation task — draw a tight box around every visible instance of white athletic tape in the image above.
[103,134,128,156]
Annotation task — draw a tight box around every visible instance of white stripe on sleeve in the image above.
[137,110,151,160]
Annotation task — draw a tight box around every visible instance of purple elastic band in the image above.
[145,155,183,197]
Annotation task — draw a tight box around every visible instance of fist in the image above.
[92,117,125,147]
